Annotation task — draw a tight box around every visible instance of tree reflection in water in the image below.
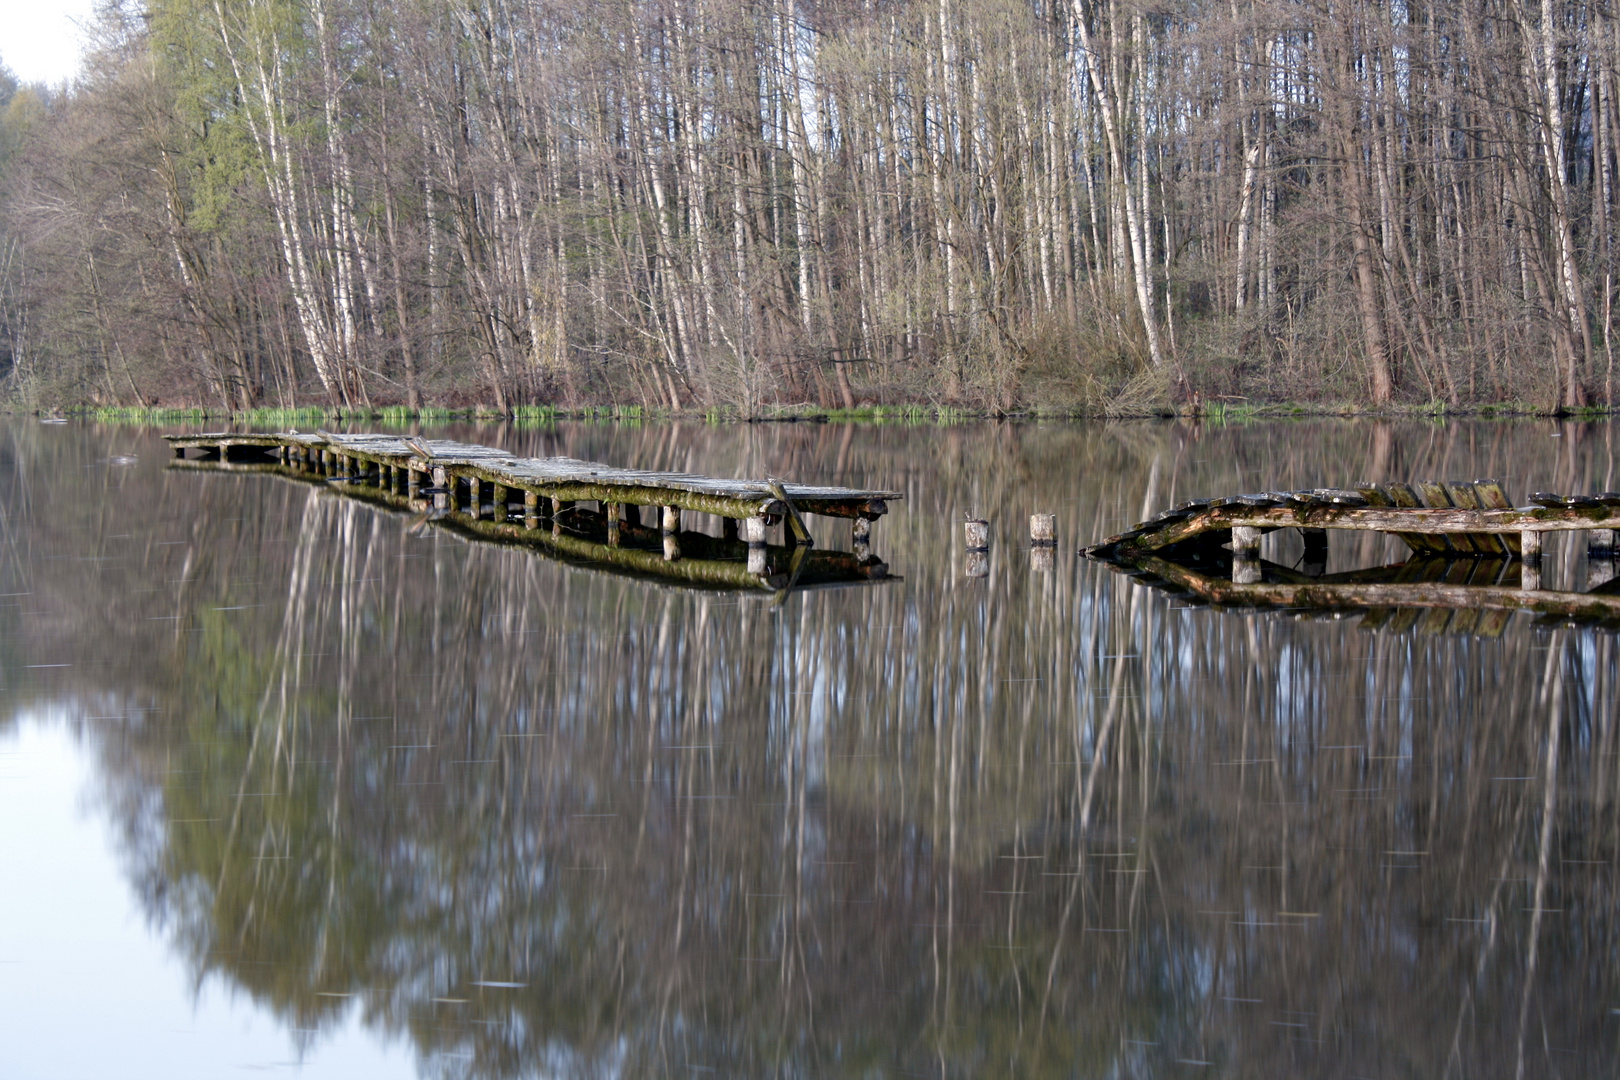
[6,418,1620,1077]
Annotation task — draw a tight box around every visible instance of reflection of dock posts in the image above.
[466,476,482,519]
[662,505,681,561]
[1301,528,1329,577]
[1031,513,1056,573]
[1521,530,1542,590]
[522,490,539,530]
[1232,525,1261,584]
[407,465,421,499]
[551,497,571,536]
[606,503,622,547]
[745,516,768,574]
[492,482,507,522]
[965,518,990,579]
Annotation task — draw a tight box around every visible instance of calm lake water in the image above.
[2,417,1619,1078]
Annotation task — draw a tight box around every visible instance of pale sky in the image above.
[0,0,97,87]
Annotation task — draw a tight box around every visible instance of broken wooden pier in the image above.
[1086,479,1620,629]
[165,431,901,594]
[1087,480,1620,568]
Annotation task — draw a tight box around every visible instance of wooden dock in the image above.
[1086,480,1620,566]
[165,431,901,595]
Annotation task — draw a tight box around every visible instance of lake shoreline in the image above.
[13,399,1620,426]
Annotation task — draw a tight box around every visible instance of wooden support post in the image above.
[662,505,680,533]
[1030,513,1056,546]
[964,518,990,551]
[606,503,622,547]
[1232,525,1261,584]
[1590,529,1617,558]
[852,516,872,560]
[492,483,507,521]
[467,476,483,518]
[744,515,769,574]
[663,532,681,562]
[523,490,539,530]
[432,466,449,512]
[1521,530,1542,590]
[408,468,421,498]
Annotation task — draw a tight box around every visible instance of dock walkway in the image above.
[168,430,899,536]
[165,431,901,594]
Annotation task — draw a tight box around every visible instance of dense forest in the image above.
[0,0,1618,413]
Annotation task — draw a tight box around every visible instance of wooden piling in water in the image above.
[1519,530,1542,590]
[1030,513,1055,546]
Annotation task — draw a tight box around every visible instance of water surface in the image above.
[2,417,1617,1078]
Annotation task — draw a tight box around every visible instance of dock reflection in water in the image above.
[3,418,1620,1078]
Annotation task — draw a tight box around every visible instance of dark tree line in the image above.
[1,0,1618,411]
